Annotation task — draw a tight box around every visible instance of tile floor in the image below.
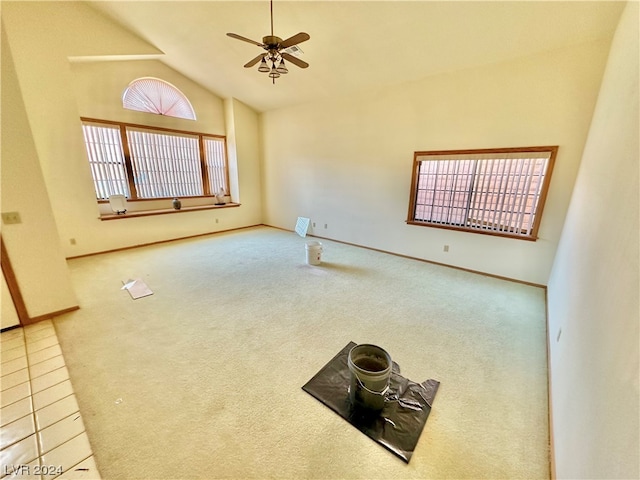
[1,320,101,479]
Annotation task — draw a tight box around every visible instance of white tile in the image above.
[26,336,59,355]
[31,367,69,395]
[1,344,26,364]
[40,433,93,477]
[56,456,101,480]
[0,396,32,427]
[0,381,31,409]
[23,320,53,334]
[5,458,40,480]
[34,396,80,431]
[23,326,56,344]
[27,345,62,367]
[0,414,36,450]
[29,356,66,380]
[1,356,28,376]
[1,328,23,343]
[38,412,85,455]
[0,433,39,470]
[1,369,30,392]
[32,381,74,411]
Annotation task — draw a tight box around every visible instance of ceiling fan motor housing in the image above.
[262,35,283,49]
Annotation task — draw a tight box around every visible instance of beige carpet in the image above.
[53,226,549,479]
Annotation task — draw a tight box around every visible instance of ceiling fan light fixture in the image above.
[269,65,280,78]
[276,59,288,74]
[258,57,270,73]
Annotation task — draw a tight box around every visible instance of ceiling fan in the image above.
[227,0,310,83]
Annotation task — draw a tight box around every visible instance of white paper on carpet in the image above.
[121,278,153,299]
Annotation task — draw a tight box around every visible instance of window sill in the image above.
[406,220,537,241]
[100,203,240,221]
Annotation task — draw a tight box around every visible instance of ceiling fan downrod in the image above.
[270,0,274,37]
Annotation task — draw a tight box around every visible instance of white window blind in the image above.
[122,77,196,120]
[204,137,228,195]
[408,147,557,239]
[82,123,130,200]
[126,128,203,198]
[81,119,229,202]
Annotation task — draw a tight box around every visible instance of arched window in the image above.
[122,77,196,120]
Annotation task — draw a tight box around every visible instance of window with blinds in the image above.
[81,119,228,201]
[204,137,228,196]
[122,77,196,120]
[126,128,203,198]
[406,146,558,240]
[82,123,131,199]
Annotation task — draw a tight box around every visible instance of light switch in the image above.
[1,212,22,224]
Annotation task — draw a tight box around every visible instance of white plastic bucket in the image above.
[348,344,392,411]
[305,241,323,265]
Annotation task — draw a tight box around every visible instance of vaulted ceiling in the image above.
[86,1,625,113]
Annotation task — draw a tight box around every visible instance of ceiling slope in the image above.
[86,1,625,112]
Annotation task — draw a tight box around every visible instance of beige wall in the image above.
[224,98,263,225]
[260,39,610,285]
[2,2,262,260]
[547,2,639,478]
[1,26,78,318]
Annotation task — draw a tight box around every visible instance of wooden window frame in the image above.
[81,117,229,202]
[406,146,558,241]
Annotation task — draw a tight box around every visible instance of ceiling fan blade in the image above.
[244,54,266,68]
[279,32,310,49]
[227,32,264,47]
[281,52,309,69]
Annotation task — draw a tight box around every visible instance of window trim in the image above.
[406,146,558,241]
[81,117,229,202]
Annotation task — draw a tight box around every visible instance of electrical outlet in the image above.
[443,245,449,252]
[69,238,76,245]
[215,218,219,224]
[1,212,22,224]
[312,222,316,228]
[324,223,328,229]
